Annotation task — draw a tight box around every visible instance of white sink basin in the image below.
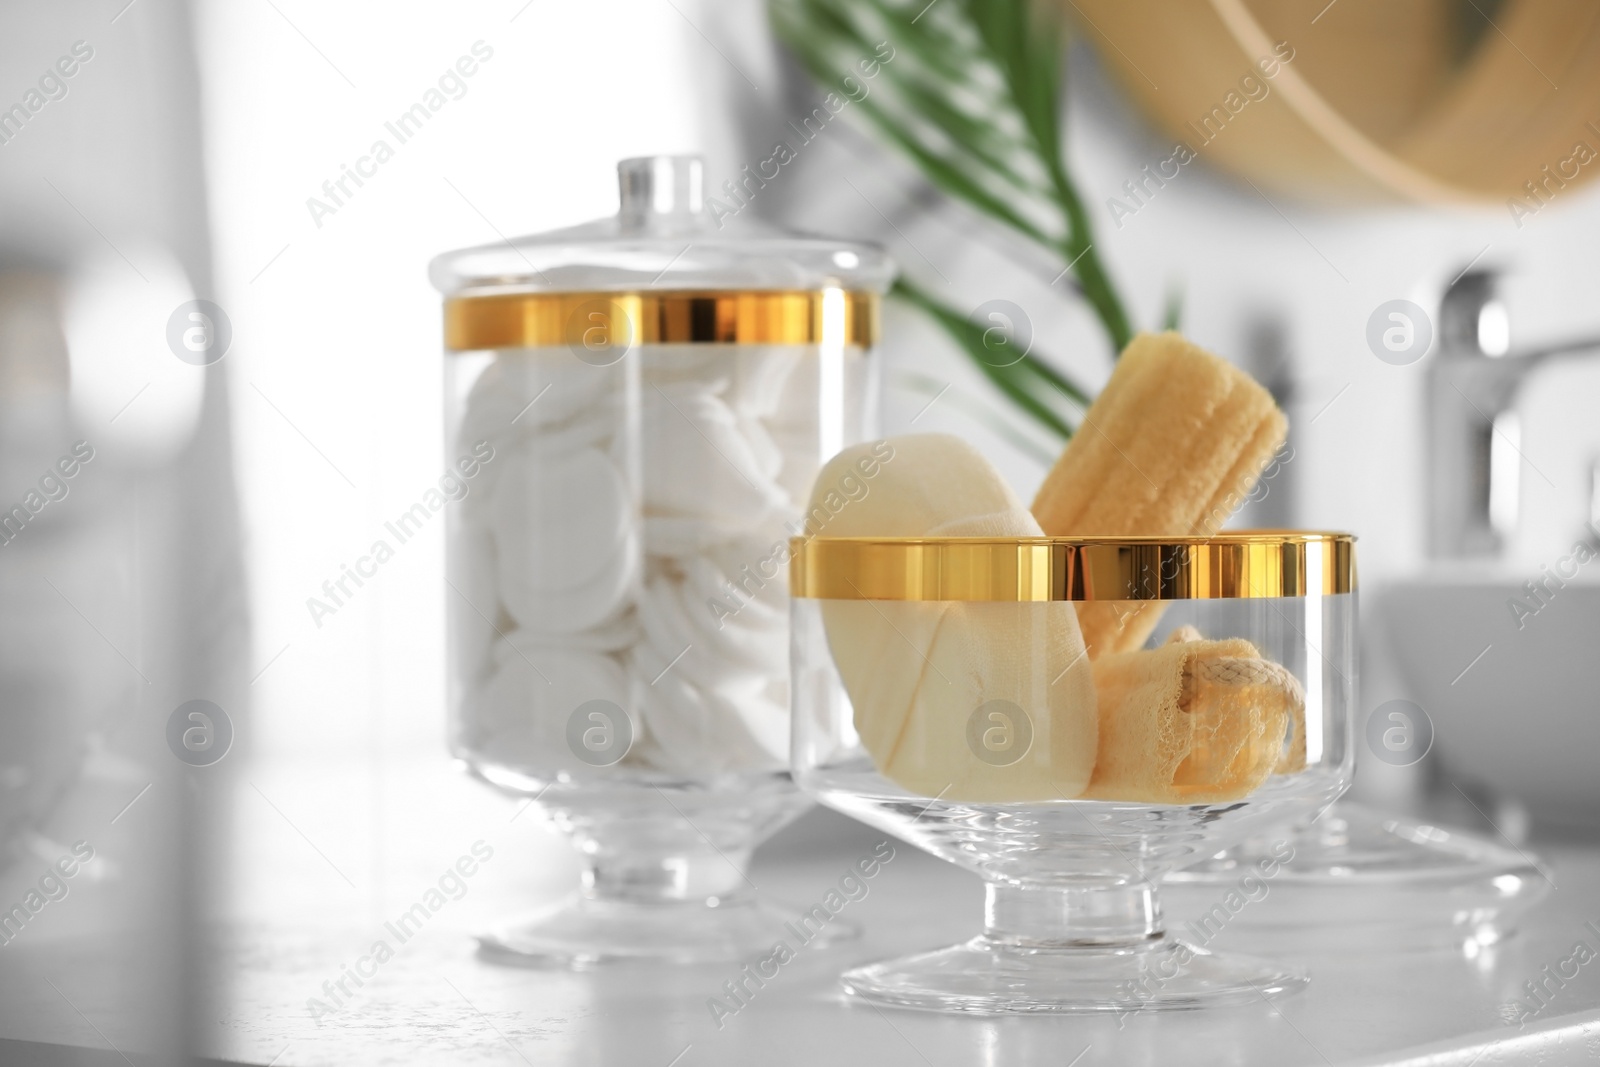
[1378,579,1600,827]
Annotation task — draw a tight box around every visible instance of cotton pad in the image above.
[642,382,788,528]
[448,522,500,689]
[682,548,787,673]
[491,444,629,592]
[628,639,784,774]
[492,445,639,632]
[466,637,631,773]
[459,350,615,441]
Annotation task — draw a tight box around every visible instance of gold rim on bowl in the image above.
[788,530,1356,601]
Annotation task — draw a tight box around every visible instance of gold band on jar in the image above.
[788,532,1356,601]
[443,290,878,351]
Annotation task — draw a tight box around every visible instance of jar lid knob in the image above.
[618,155,704,229]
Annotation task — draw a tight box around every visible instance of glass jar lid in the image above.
[429,155,895,298]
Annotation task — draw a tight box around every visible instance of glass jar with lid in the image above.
[429,155,893,963]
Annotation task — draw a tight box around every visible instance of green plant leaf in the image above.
[771,0,1133,355]
[894,277,1089,442]
[1162,285,1184,331]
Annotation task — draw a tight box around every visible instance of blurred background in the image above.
[2,0,1598,1062]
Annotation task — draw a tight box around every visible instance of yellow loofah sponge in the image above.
[1031,332,1287,658]
[1082,626,1303,803]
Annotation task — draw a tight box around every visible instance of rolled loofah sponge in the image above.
[1031,332,1287,658]
[1082,626,1303,803]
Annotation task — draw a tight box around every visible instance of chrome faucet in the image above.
[1428,269,1600,557]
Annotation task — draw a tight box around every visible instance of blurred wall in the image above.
[0,0,246,1060]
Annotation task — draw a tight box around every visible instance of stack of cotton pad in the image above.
[454,345,847,777]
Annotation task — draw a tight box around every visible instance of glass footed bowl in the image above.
[789,532,1357,1014]
[1162,799,1551,952]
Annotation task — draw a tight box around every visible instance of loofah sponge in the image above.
[1031,332,1287,658]
[1082,626,1304,803]
[812,435,1098,801]
[866,512,1099,802]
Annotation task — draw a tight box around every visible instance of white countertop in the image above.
[3,757,1598,1066]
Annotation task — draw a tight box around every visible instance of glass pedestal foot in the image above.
[477,836,858,966]
[843,880,1307,1015]
[480,889,859,966]
[843,935,1305,1015]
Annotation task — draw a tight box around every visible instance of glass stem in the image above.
[984,880,1163,948]
[582,847,752,906]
